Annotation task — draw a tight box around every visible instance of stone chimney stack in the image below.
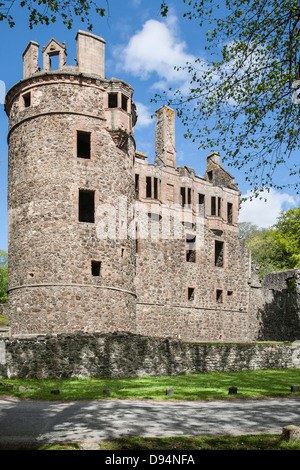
[155,106,176,168]
[76,30,106,78]
[23,41,40,79]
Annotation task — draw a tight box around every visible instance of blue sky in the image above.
[0,0,299,252]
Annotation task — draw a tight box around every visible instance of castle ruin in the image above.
[4,31,300,344]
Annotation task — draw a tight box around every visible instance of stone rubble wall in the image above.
[0,331,299,379]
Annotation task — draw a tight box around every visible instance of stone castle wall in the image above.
[248,268,300,342]
[1,332,300,379]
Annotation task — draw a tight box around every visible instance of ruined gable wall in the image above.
[248,268,300,342]
[134,156,252,342]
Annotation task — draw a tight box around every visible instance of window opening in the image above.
[215,240,224,267]
[198,194,205,217]
[135,174,139,198]
[79,189,95,223]
[218,197,222,217]
[77,131,91,159]
[154,177,158,200]
[227,203,233,224]
[186,236,196,262]
[49,53,59,70]
[211,196,216,216]
[23,92,31,108]
[216,289,223,303]
[207,170,213,182]
[287,278,295,292]
[121,94,128,111]
[146,176,152,198]
[91,261,101,277]
[108,93,118,108]
[181,187,186,207]
[188,287,195,301]
[187,188,192,206]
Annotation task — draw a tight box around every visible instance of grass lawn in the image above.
[0,368,300,401]
[1,434,300,450]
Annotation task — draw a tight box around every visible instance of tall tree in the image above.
[0,0,107,29]
[158,0,300,194]
[239,205,300,278]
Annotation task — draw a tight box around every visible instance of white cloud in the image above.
[135,102,153,128]
[239,188,296,228]
[114,15,198,92]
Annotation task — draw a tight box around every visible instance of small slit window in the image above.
[154,177,158,200]
[188,287,195,301]
[121,94,128,111]
[91,261,101,277]
[79,189,95,223]
[135,174,139,198]
[181,187,186,207]
[216,289,223,303]
[227,203,233,224]
[146,177,152,198]
[23,92,31,108]
[198,194,205,217]
[77,131,91,159]
[211,196,216,216]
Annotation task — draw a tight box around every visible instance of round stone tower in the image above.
[5,31,137,334]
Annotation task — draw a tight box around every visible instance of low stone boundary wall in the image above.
[0,332,299,379]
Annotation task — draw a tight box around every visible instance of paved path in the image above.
[0,397,300,445]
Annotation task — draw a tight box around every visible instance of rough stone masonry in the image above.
[3,30,300,345]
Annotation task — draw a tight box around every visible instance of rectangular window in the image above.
[181,187,186,207]
[135,174,139,198]
[23,92,31,108]
[218,197,222,217]
[198,194,205,217]
[135,223,141,254]
[77,131,91,159]
[146,176,152,198]
[108,93,118,108]
[216,289,223,303]
[211,196,216,216]
[121,94,128,111]
[187,188,192,206]
[215,240,224,267]
[91,261,101,277]
[188,287,195,301]
[207,170,213,182]
[154,177,158,200]
[227,203,233,224]
[79,189,95,223]
[186,236,196,263]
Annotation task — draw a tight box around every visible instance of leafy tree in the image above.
[239,205,300,278]
[158,0,300,194]
[0,0,107,30]
[0,250,8,303]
